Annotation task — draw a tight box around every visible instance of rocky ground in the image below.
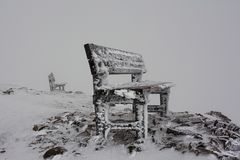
[150,111,240,160]
[1,85,239,160]
[30,110,240,160]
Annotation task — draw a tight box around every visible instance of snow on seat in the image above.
[101,81,174,91]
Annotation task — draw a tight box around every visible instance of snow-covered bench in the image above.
[48,73,66,91]
[84,43,173,142]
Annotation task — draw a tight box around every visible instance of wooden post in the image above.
[131,73,142,113]
[160,89,170,115]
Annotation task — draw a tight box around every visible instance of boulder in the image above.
[43,146,67,159]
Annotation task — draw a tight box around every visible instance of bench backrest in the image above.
[48,73,55,83]
[84,43,146,76]
[48,73,56,91]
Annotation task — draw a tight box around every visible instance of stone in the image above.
[43,146,67,159]
[2,88,14,95]
[33,124,47,131]
[206,111,231,122]
[0,148,6,154]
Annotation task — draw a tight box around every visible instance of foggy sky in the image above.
[0,0,239,123]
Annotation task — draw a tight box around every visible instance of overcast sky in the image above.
[0,0,239,123]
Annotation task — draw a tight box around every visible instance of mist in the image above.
[0,0,239,123]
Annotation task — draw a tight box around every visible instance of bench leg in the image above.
[94,100,110,149]
[135,103,146,140]
[160,91,170,115]
[143,103,148,138]
[94,102,104,135]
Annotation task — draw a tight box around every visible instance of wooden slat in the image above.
[110,81,173,90]
[148,105,165,112]
[84,43,146,75]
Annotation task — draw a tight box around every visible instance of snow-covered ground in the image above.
[0,84,219,160]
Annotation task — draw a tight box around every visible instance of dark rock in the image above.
[81,118,87,122]
[72,150,81,156]
[166,128,186,136]
[86,123,95,131]
[79,142,88,148]
[193,134,203,140]
[127,144,142,154]
[43,146,67,159]
[127,145,136,154]
[74,152,81,156]
[33,124,47,131]
[2,88,14,95]
[75,91,83,94]
[71,121,85,127]
[0,148,6,154]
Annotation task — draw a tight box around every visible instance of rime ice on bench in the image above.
[48,73,66,91]
[84,43,173,144]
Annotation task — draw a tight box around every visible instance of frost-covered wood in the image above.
[48,73,66,91]
[85,44,146,75]
[84,43,173,147]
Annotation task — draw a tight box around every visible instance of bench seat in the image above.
[100,80,174,91]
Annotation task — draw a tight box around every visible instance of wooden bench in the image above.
[84,43,173,144]
[48,73,66,91]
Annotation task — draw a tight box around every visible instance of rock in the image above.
[0,148,6,154]
[33,124,47,131]
[43,146,67,159]
[2,88,14,95]
[72,150,81,156]
[127,145,136,154]
[206,111,231,122]
[86,123,95,131]
[127,143,142,154]
[71,121,85,127]
[75,91,83,94]
[166,128,186,136]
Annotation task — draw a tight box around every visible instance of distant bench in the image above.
[84,43,173,143]
[48,73,66,91]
